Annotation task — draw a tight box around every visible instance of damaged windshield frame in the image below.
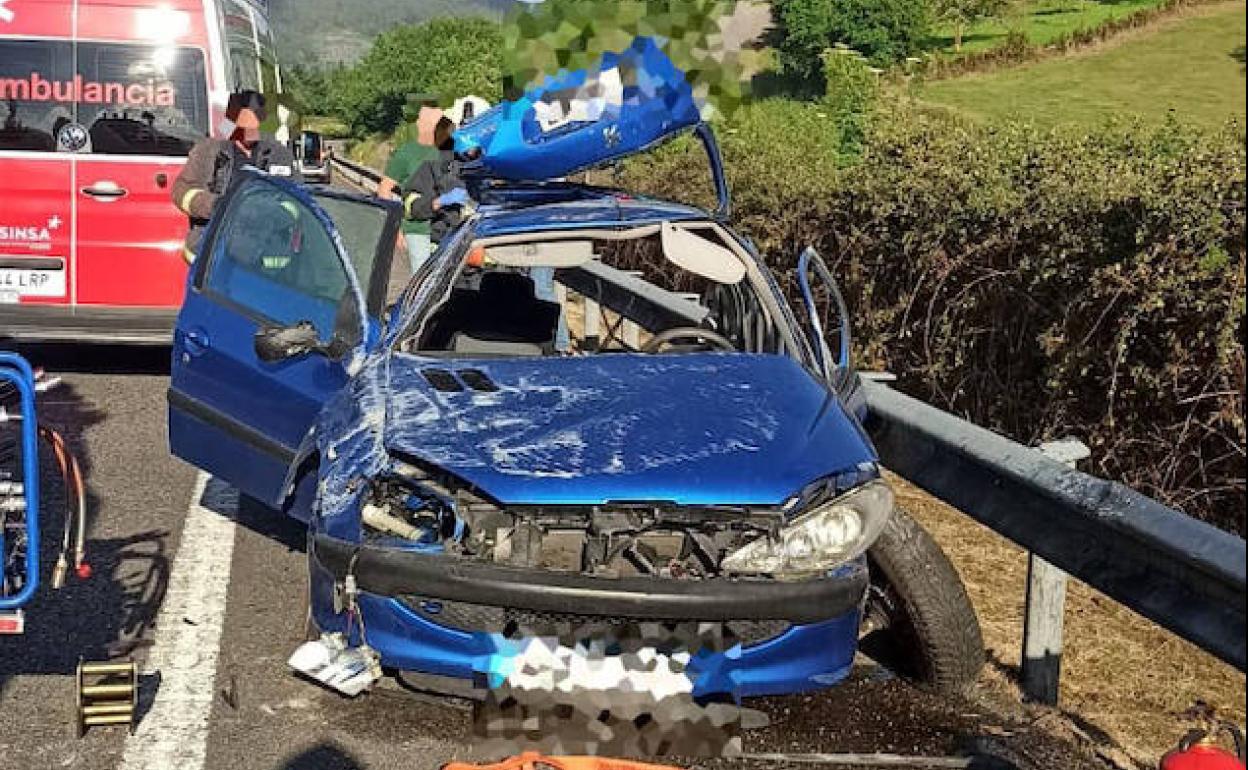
[387,221,809,363]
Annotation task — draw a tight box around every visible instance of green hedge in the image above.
[624,104,1246,533]
[772,0,931,76]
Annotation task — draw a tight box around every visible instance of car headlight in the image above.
[721,480,894,578]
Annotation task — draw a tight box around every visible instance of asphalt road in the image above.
[0,346,1106,770]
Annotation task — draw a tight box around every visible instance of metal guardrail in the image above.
[324,151,1247,693]
[329,155,383,192]
[861,379,1247,677]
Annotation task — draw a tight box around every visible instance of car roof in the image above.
[470,185,711,238]
[259,173,711,239]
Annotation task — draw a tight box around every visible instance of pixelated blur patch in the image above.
[502,0,767,120]
[472,620,769,757]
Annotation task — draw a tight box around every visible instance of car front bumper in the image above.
[309,533,868,699]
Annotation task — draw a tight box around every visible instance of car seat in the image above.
[422,271,561,356]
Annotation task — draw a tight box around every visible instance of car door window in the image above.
[313,195,391,303]
[203,182,355,342]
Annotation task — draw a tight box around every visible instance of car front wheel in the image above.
[858,506,985,695]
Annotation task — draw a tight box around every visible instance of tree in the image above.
[771,0,931,77]
[283,65,332,116]
[268,0,511,68]
[932,0,1010,51]
[324,17,504,136]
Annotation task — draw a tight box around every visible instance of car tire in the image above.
[859,505,985,695]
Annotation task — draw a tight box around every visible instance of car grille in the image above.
[398,596,790,647]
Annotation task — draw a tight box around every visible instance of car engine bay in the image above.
[359,463,786,581]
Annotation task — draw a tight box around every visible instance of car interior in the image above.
[419,271,563,357]
[397,223,792,359]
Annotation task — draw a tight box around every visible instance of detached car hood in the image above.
[453,36,701,182]
[383,353,876,506]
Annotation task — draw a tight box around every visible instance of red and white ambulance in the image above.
[1,0,288,343]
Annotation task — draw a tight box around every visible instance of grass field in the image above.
[929,0,1165,54]
[921,1,1247,126]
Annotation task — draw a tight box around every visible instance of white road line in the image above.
[119,471,238,770]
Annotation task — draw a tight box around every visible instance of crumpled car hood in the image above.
[382,352,877,506]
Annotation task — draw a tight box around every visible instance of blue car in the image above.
[167,51,981,700]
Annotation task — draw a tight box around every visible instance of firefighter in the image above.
[401,114,470,246]
[172,90,301,264]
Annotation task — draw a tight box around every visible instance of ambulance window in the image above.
[75,44,209,157]
[0,39,74,152]
[253,14,283,95]
[223,0,263,93]
[228,49,263,95]
[259,57,281,98]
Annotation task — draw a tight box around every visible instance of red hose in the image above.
[38,426,87,586]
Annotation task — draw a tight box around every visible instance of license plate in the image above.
[0,266,66,300]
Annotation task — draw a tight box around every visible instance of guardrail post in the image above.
[583,297,601,351]
[623,321,642,351]
[622,271,644,350]
[1021,438,1090,706]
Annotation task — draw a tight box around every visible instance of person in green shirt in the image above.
[378,104,444,274]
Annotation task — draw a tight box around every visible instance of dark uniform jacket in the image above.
[402,149,464,244]
[172,137,300,262]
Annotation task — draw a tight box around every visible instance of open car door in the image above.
[168,171,401,509]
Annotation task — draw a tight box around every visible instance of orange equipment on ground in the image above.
[444,753,683,770]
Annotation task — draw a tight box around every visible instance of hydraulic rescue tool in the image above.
[1,352,90,634]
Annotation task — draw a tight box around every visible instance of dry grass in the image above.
[891,474,1247,766]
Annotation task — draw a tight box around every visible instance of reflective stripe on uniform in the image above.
[180,188,203,214]
[262,256,292,269]
[182,246,197,265]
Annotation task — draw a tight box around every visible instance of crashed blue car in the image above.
[167,43,981,702]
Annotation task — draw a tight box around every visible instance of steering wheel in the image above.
[641,326,737,354]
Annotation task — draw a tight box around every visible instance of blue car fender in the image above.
[279,427,321,523]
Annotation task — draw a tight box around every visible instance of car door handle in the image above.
[183,329,210,357]
[80,181,128,201]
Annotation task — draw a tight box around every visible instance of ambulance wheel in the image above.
[859,506,985,695]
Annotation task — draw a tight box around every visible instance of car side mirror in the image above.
[254,320,327,363]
